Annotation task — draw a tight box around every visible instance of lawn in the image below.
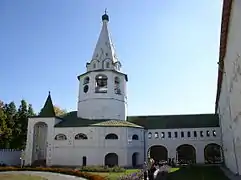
[91,166,229,180]
[0,174,47,180]
[90,169,140,180]
[167,166,230,180]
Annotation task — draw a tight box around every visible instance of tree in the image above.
[28,104,35,117]
[0,101,12,148]
[16,100,29,149]
[54,105,67,116]
[3,102,17,147]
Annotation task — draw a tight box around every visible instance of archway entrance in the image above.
[204,143,222,164]
[105,153,118,167]
[176,144,196,164]
[148,145,168,161]
[32,122,48,165]
[132,152,139,167]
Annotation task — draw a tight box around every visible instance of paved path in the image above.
[0,171,87,180]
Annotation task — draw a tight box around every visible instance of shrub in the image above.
[78,165,125,173]
[0,167,106,180]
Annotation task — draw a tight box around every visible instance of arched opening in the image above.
[204,143,222,164]
[82,156,87,166]
[105,133,118,140]
[32,122,48,165]
[105,153,118,167]
[176,144,196,164]
[132,152,139,167]
[95,74,108,93]
[83,76,90,85]
[54,134,67,140]
[148,145,168,161]
[132,134,139,140]
[75,133,88,140]
[114,77,121,94]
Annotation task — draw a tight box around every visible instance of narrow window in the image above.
[200,131,204,137]
[148,132,152,139]
[114,77,121,95]
[154,132,159,139]
[187,131,191,137]
[106,62,110,68]
[161,132,165,138]
[174,132,178,138]
[181,131,184,138]
[168,132,171,138]
[82,156,87,166]
[213,130,217,137]
[206,130,210,137]
[193,131,197,137]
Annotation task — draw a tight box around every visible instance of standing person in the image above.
[143,162,148,180]
[148,159,156,180]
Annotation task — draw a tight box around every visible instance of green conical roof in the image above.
[39,91,56,117]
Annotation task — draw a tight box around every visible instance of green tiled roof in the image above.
[91,120,142,128]
[55,111,142,128]
[55,111,219,129]
[39,92,56,117]
[127,114,219,129]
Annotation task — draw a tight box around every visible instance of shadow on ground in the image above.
[167,165,230,180]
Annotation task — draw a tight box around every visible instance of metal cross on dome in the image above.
[105,8,108,14]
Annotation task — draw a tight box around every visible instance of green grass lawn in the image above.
[0,174,47,180]
[168,166,230,180]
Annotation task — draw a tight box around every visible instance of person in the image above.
[143,162,148,180]
[148,159,156,180]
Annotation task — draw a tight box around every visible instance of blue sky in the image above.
[0,0,222,115]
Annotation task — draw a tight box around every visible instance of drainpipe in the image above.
[143,129,146,162]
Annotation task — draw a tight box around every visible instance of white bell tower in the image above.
[77,11,128,120]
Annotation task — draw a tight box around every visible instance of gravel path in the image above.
[0,171,87,180]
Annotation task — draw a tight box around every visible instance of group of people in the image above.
[143,159,170,180]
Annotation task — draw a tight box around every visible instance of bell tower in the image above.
[77,11,128,120]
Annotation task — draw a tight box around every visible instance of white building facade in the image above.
[216,0,241,175]
[24,12,222,167]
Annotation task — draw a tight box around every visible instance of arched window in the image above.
[132,134,139,140]
[93,63,96,69]
[54,134,67,140]
[114,77,121,95]
[148,132,152,139]
[95,74,108,93]
[83,77,90,85]
[105,133,118,140]
[75,133,88,140]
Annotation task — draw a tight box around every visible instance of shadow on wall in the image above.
[167,165,229,180]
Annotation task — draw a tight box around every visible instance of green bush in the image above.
[0,167,106,180]
[78,165,125,173]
